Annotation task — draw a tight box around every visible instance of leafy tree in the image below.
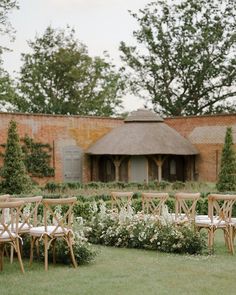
[120,0,236,116]
[216,127,236,192]
[0,0,18,53]
[17,26,124,116]
[1,120,32,194]
[0,1,19,111]
[0,67,18,111]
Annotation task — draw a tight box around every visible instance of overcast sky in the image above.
[2,0,153,111]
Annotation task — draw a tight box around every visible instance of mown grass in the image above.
[0,231,235,295]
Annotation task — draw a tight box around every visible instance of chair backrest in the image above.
[0,201,24,239]
[111,192,133,212]
[42,197,77,236]
[208,194,236,224]
[142,192,168,215]
[175,192,200,222]
[10,196,43,230]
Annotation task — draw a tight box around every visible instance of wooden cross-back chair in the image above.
[9,196,42,263]
[195,194,236,254]
[142,192,168,215]
[0,200,25,273]
[111,192,133,212]
[174,192,200,223]
[29,197,77,271]
[10,196,43,234]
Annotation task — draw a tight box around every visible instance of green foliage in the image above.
[22,135,55,177]
[1,135,55,178]
[0,68,18,111]
[217,127,236,192]
[0,1,19,111]
[0,0,18,51]
[1,120,32,194]
[120,0,236,116]
[172,181,185,190]
[16,26,124,116]
[43,180,214,194]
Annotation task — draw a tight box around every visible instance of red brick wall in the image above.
[165,114,236,182]
[0,112,123,184]
[0,112,235,184]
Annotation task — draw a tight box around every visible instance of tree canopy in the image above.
[16,26,124,116]
[120,0,236,116]
[0,1,18,111]
[0,0,18,51]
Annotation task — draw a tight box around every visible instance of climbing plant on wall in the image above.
[21,135,55,177]
[0,134,55,178]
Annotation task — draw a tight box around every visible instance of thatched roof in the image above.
[86,109,198,155]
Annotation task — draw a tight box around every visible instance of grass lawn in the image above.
[0,232,236,295]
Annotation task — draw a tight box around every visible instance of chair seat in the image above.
[231,218,236,224]
[0,231,17,241]
[30,226,70,237]
[195,217,227,227]
[195,215,209,219]
[12,223,31,233]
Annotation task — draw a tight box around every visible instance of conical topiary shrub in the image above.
[216,127,236,192]
[1,120,32,194]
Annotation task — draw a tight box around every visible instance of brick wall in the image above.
[0,112,123,184]
[165,113,236,182]
[0,112,235,184]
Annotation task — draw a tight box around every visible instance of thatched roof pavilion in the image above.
[87,109,197,156]
[86,109,198,183]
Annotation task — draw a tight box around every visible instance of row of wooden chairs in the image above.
[0,195,77,273]
[111,191,236,254]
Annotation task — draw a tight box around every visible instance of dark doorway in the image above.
[98,156,115,182]
[162,156,185,181]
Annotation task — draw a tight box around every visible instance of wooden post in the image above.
[156,155,163,182]
[113,156,121,182]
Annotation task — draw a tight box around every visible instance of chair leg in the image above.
[52,239,56,265]
[15,239,25,274]
[208,227,214,254]
[67,235,77,268]
[0,244,4,271]
[44,235,48,271]
[29,236,36,266]
[10,245,14,264]
[228,226,234,255]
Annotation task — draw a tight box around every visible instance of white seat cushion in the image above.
[196,215,209,219]
[231,218,236,224]
[0,231,17,240]
[12,223,31,232]
[195,217,226,226]
[30,225,69,236]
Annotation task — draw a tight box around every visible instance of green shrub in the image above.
[44,182,62,192]
[1,120,32,194]
[172,181,185,190]
[217,127,236,192]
